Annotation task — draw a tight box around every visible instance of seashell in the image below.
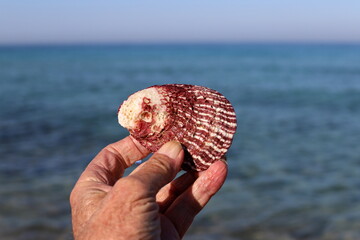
[118,84,237,171]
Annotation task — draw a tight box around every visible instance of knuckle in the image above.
[131,195,158,213]
[103,144,120,157]
[69,187,78,207]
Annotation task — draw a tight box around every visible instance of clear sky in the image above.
[0,0,360,45]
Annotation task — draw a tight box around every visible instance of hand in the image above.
[70,136,228,240]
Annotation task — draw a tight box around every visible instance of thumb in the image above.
[128,141,184,195]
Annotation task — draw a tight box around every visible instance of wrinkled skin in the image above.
[70,137,228,240]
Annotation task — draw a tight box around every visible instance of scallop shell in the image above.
[118,84,237,171]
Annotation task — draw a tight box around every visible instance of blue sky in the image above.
[0,0,359,44]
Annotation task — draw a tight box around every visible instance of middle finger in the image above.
[156,171,198,212]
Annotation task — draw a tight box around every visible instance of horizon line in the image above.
[1,40,360,47]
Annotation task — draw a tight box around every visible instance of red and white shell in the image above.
[118,84,237,171]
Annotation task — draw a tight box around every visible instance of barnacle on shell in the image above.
[118,84,237,171]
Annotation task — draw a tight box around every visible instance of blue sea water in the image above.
[1,44,360,240]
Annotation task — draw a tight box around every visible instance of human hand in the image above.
[70,136,228,240]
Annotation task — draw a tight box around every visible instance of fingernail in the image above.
[219,156,228,165]
[157,141,183,159]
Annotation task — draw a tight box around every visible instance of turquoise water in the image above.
[1,44,360,240]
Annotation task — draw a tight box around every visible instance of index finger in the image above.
[78,136,151,186]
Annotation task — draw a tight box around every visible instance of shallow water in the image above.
[1,44,360,240]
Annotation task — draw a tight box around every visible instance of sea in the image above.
[1,43,360,240]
